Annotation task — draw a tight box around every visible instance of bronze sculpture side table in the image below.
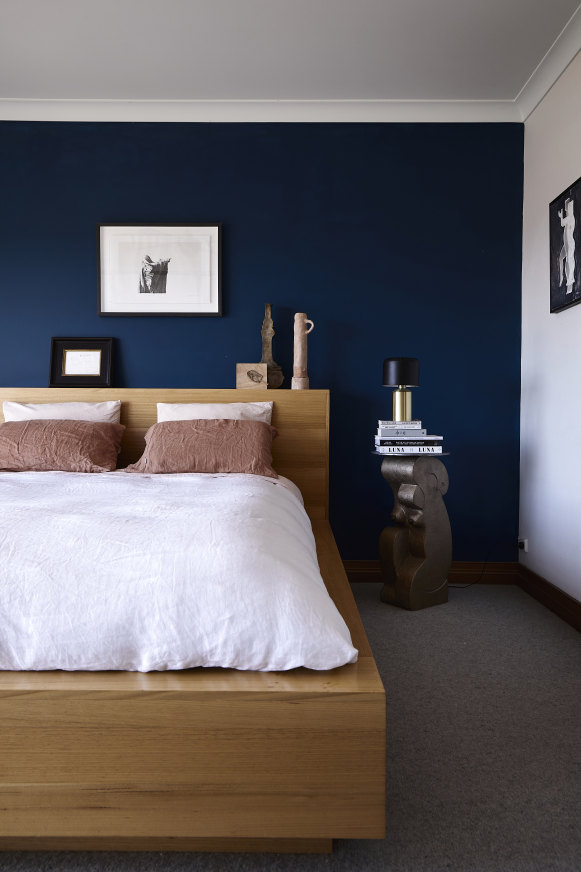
[376,454,452,610]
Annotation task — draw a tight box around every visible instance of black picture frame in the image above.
[550,176,581,313]
[49,337,113,388]
[98,224,222,317]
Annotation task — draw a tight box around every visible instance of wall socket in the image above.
[518,538,529,553]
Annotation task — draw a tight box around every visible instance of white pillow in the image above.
[157,401,273,424]
[3,401,122,424]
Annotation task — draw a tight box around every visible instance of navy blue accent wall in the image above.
[0,122,523,560]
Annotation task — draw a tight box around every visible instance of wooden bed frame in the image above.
[0,388,385,854]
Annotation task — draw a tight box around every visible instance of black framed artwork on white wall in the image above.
[549,176,581,313]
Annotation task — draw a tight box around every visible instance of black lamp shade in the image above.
[383,357,419,387]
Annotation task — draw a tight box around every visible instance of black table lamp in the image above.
[383,357,419,422]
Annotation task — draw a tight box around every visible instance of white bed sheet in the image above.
[0,471,357,672]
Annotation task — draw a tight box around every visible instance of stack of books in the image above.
[374,419,443,454]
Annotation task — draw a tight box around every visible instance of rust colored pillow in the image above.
[125,419,278,478]
[0,420,125,473]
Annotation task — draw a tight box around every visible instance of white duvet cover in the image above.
[0,471,357,672]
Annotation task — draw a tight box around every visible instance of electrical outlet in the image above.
[518,538,528,553]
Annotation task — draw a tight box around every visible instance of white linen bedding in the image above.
[0,471,357,671]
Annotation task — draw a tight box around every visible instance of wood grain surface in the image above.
[0,388,385,849]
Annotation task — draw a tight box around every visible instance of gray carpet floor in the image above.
[1,583,580,872]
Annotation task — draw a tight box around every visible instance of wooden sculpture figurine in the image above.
[379,455,452,610]
[260,304,284,388]
[291,312,315,390]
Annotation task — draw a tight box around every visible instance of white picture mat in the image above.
[63,350,102,376]
[100,225,220,314]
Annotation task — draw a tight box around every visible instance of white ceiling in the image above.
[1,0,581,121]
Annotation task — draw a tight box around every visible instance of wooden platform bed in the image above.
[0,388,385,854]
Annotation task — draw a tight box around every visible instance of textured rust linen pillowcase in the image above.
[0,420,125,472]
[125,419,278,478]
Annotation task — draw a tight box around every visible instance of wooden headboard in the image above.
[0,388,330,520]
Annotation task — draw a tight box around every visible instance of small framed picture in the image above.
[50,337,113,388]
[550,176,581,313]
[98,224,222,316]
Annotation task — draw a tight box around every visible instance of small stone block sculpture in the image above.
[236,363,268,390]
[291,312,314,390]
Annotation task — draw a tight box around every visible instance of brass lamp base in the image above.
[392,387,412,422]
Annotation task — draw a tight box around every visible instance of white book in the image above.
[377,429,429,438]
[375,445,443,455]
[375,437,442,446]
[378,420,422,429]
[375,434,442,441]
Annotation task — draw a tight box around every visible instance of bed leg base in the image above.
[0,837,333,854]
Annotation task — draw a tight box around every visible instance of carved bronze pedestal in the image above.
[379,456,452,610]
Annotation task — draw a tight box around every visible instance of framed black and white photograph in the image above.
[50,337,113,387]
[98,224,222,316]
[550,176,581,313]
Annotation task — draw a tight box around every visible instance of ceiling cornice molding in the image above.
[516,4,581,120]
[4,4,581,128]
[0,98,521,124]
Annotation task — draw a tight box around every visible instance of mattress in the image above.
[0,471,357,672]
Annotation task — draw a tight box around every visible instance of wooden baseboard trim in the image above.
[344,560,520,585]
[343,560,383,584]
[344,560,580,632]
[449,561,520,585]
[518,564,581,633]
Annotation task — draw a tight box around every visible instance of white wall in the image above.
[520,50,581,601]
